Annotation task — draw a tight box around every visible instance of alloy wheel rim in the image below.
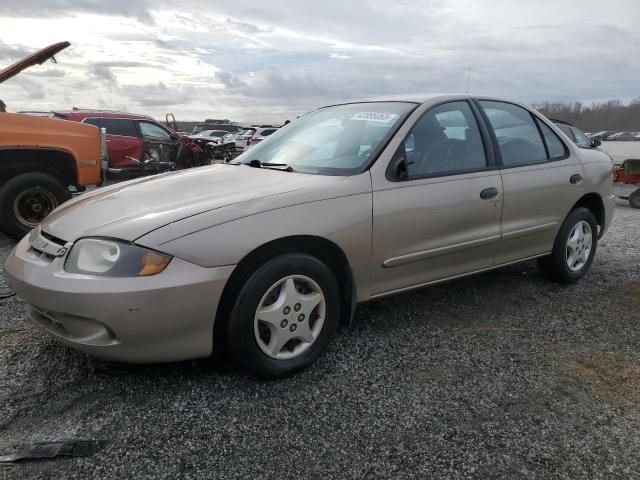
[254,275,326,360]
[13,188,58,227]
[566,220,592,272]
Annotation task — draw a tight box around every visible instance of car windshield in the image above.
[232,102,415,175]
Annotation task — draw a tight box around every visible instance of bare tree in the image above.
[532,98,640,132]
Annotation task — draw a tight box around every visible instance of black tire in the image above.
[537,207,598,284]
[629,189,640,209]
[226,253,340,379]
[0,173,71,240]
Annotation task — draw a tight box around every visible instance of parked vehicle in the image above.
[0,42,105,239]
[54,110,205,178]
[246,127,279,148]
[552,120,601,149]
[188,130,237,162]
[188,130,230,142]
[5,94,615,378]
[613,159,640,208]
[233,128,257,149]
[192,123,243,135]
[589,131,615,141]
[608,132,639,141]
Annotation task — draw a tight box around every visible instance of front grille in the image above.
[29,227,69,258]
[40,230,67,245]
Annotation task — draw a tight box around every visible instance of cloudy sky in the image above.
[0,0,638,123]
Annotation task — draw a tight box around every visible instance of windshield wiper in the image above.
[244,159,294,172]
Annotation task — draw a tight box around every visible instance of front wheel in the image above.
[0,173,71,239]
[629,189,640,209]
[226,254,340,379]
[538,207,598,284]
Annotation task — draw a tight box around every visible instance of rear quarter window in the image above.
[537,121,567,159]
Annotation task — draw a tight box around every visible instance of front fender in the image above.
[136,191,373,301]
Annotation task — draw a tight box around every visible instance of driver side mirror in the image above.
[389,152,410,180]
[591,139,601,148]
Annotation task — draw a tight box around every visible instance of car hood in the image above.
[0,41,70,84]
[41,164,362,242]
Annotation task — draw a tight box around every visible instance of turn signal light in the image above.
[138,251,172,276]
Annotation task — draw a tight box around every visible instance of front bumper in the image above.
[5,234,235,363]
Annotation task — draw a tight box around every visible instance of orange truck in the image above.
[0,42,105,239]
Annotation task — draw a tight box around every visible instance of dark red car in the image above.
[53,109,204,178]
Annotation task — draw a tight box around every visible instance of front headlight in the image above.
[65,238,172,277]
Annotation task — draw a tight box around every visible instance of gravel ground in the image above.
[0,199,639,480]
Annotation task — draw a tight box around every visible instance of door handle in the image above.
[480,187,499,199]
[570,174,583,184]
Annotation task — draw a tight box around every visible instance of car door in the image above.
[369,100,503,296]
[137,121,181,164]
[476,100,584,265]
[82,118,142,169]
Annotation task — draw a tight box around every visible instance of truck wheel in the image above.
[629,189,640,209]
[0,173,71,239]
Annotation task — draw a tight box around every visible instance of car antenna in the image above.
[466,66,471,94]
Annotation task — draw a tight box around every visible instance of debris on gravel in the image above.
[0,202,638,479]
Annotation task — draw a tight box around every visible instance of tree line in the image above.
[532,98,640,133]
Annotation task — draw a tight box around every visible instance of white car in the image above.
[187,130,229,142]
[245,127,279,149]
[233,128,257,150]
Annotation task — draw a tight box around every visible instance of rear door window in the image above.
[94,118,138,137]
[479,101,547,166]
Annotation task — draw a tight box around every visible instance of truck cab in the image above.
[0,42,105,239]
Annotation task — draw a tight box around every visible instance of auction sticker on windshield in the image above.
[350,112,398,123]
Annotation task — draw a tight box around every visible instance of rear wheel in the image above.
[538,207,598,284]
[226,253,340,379]
[629,189,640,209]
[0,173,71,239]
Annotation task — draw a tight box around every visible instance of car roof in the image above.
[54,110,154,121]
[327,93,533,110]
[355,93,464,103]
